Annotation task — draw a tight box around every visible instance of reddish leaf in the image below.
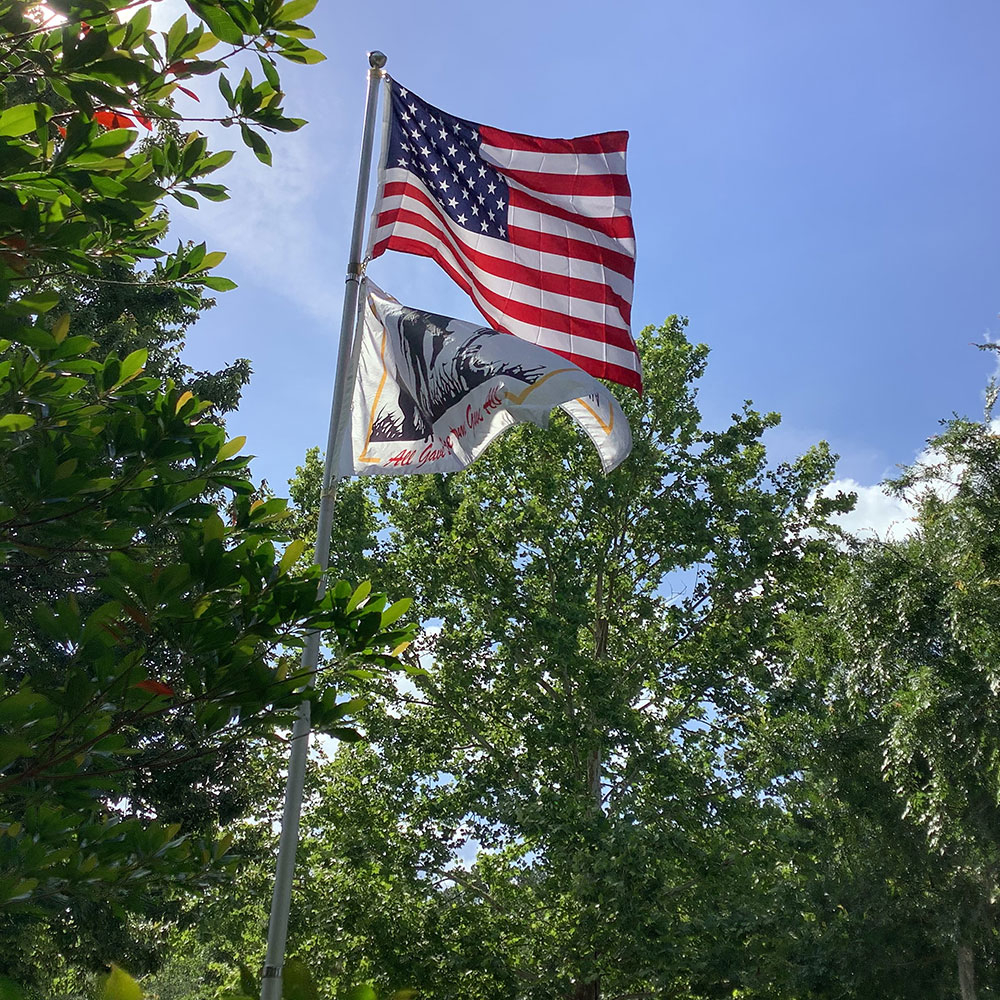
[0,251,27,274]
[166,61,187,75]
[133,110,152,130]
[176,85,200,102]
[0,236,29,273]
[94,110,134,130]
[100,622,125,642]
[134,680,174,697]
[123,603,151,633]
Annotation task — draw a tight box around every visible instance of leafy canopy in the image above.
[0,0,415,990]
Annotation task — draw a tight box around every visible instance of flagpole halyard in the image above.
[260,49,387,1000]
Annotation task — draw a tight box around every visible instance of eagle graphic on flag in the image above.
[368,78,642,392]
[338,283,632,477]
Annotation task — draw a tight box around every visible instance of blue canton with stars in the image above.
[385,79,510,241]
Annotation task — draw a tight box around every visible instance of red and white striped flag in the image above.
[367,78,642,392]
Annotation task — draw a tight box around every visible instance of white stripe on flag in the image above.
[479,144,629,176]
[374,216,631,333]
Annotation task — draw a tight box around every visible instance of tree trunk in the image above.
[571,981,600,1000]
[958,943,976,1000]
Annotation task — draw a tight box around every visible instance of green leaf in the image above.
[0,977,26,1000]
[0,414,35,431]
[193,249,226,271]
[0,103,49,137]
[186,0,243,43]
[186,182,229,201]
[117,348,148,384]
[279,0,318,19]
[202,513,226,542]
[346,580,371,613]
[0,878,37,904]
[282,959,319,1000]
[199,275,238,291]
[188,31,220,56]
[381,597,413,628]
[326,727,364,743]
[278,538,307,575]
[219,73,235,106]
[258,54,281,90]
[0,689,53,725]
[16,291,59,314]
[276,42,325,65]
[166,14,189,58]
[52,313,70,342]
[217,435,246,461]
[7,326,57,349]
[84,128,137,156]
[196,149,235,172]
[240,124,272,165]
[238,964,257,997]
[99,964,142,1000]
[342,987,377,1000]
[127,3,152,38]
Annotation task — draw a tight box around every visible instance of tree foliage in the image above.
[797,406,1000,999]
[0,0,320,294]
[277,317,849,999]
[0,0,415,989]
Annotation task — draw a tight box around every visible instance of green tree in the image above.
[733,649,958,999]
[0,290,414,991]
[277,317,847,999]
[0,0,319,291]
[798,399,1000,1000]
[0,0,414,990]
[54,257,252,417]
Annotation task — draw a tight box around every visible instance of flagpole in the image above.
[260,49,386,1000]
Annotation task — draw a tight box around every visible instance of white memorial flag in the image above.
[338,283,632,477]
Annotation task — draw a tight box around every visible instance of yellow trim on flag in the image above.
[572,396,614,435]
[358,302,389,464]
[502,368,576,404]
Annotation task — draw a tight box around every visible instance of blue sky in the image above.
[166,0,1000,533]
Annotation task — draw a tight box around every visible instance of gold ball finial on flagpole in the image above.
[368,50,387,69]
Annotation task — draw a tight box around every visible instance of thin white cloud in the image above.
[187,90,366,324]
[182,132,348,323]
[820,418,1000,541]
[821,478,916,541]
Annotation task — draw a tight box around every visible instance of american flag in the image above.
[368,78,642,392]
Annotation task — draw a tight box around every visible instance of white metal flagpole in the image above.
[260,49,387,1000]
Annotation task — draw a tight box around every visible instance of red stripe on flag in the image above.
[375,225,639,354]
[371,233,642,392]
[480,125,629,156]
[527,344,643,392]
[508,186,635,242]
[376,186,632,319]
[498,167,631,198]
[382,180,634,256]
[379,206,633,327]
[505,225,635,280]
